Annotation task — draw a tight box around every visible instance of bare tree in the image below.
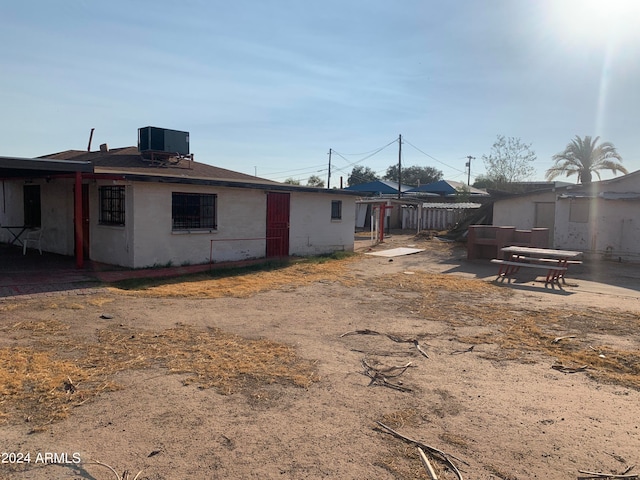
[482,135,536,188]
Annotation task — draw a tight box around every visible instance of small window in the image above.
[331,200,342,220]
[569,199,589,223]
[172,192,217,230]
[99,186,125,226]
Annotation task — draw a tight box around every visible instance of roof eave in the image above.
[95,171,360,195]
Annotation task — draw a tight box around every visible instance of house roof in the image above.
[37,146,359,195]
[41,146,279,184]
[344,180,412,194]
[407,179,489,196]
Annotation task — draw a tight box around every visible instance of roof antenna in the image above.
[87,128,95,152]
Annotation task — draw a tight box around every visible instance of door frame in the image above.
[266,192,290,257]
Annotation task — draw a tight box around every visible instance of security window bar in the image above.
[99,186,125,226]
[331,200,342,220]
[172,192,217,230]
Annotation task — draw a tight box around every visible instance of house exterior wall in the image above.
[555,198,640,261]
[90,181,135,267]
[0,179,75,255]
[0,180,24,243]
[289,192,355,256]
[492,191,556,229]
[127,183,268,268]
[2,177,356,268]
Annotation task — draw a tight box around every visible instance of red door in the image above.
[266,192,290,257]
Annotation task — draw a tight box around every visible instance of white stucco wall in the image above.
[555,197,640,261]
[90,182,135,267]
[0,179,75,255]
[42,180,76,255]
[129,183,268,268]
[289,192,356,256]
[492,191,556,228]
[2,177,357,268]
[0,180,24,243]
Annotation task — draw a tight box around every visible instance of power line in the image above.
[402,138,467,174]
[267,168,328,182]
[332,139,401,157]
[260,162,328,176]
[331,137,398,169]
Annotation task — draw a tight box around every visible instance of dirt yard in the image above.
[1,235,639,480]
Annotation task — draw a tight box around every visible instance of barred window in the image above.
[99,186,125,226]
[331,200,342,220]
[172,192,217,230]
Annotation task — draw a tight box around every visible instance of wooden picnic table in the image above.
[492,246,583,284]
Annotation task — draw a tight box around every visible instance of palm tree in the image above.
[545,135,628,184]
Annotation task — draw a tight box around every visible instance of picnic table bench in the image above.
[492,246,583,284]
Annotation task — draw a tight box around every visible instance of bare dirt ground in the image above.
[1,234,639,480]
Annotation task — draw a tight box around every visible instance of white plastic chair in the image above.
[22,228,43,255]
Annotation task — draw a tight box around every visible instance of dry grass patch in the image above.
[372,271,640,390]
[1,322,318,429]
[0,348,90,427]
[0,319,70,335]
[109,255,359,298]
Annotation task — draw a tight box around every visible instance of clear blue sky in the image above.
[1,0,639,185]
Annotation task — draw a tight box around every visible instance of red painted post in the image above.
[378,203,394,243]
[379,203,385,242]
[74,171,84,268]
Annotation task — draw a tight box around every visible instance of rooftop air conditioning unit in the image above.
[138,127,190,156]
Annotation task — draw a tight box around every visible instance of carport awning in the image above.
[0,156,93,178]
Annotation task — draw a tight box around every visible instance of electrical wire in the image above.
[267,168,328,182]
[402,137,467,174]
[331,137,398,169]
[260,162,328,176]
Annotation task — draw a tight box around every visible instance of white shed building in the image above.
[492,171,640,261]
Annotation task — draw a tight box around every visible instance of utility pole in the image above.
[465,155,475,185]
[327,148,332,189]
[397,134,402,199]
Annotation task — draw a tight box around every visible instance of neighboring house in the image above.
[344,180,412,196]
[492,171,640,261]
[0,133,357,268]
[348,179,487,230]
[407,180,489,197]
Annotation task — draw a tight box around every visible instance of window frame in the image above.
[99,185,126,226]
[331,200,342,220]
[172,192,217,231]
[569,199,590,223]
